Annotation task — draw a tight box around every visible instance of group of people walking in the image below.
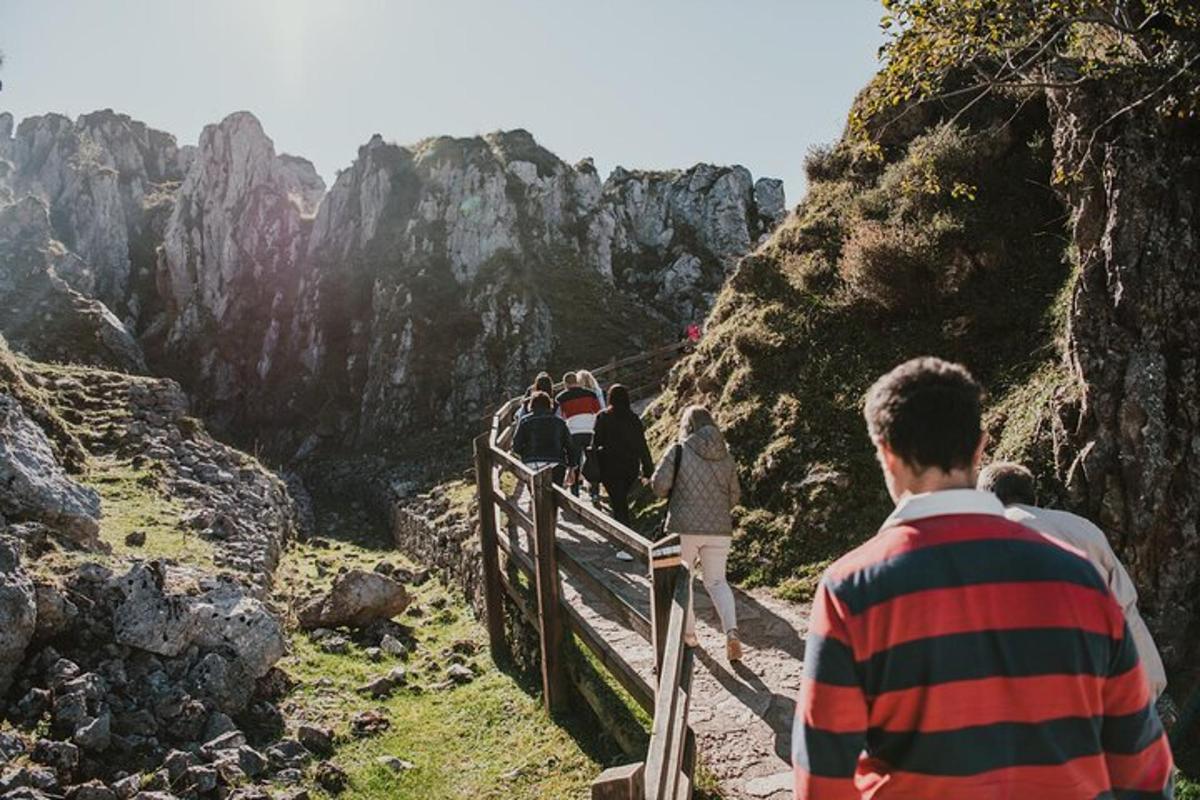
[511,368,745,661]
[511,356,1175,798]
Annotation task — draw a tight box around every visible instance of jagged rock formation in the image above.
[154,112,323,426]
[0,540,36,700]
[271,129,781,450]
[0,393,101,548]
[1,109,191,320]
[1,108,782,456]
[0,196,146,373]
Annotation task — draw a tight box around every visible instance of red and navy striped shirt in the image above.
[792,489,1173,799]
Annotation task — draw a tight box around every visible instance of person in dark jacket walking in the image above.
[513,391,577,485]
[591,383,653,525]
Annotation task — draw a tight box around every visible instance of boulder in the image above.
[296,725,333,757]
[0,394,102,547]
[297,570,409,630]
[112,563,286,683]
[0,539,36,699]
[33,580,78,640]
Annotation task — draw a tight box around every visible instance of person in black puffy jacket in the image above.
[591,383,653,525]
[513,391,577,485]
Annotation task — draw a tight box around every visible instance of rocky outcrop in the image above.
[16,358,300,590]
[0,197,147,373]
[1046,82,1200,673]
[0,539,36,700]
[153,112,324,432]
[272,128,782,451]
[0,393,101,548]
[595,165,784,321]
[113,563,286,680]
[3,108,782,457]
[6,110,188,318]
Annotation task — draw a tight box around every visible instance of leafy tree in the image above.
[855,1,1200,147]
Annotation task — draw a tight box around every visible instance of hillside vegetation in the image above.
[650,89,1070,593]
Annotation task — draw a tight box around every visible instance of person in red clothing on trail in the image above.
[792,356,1173,799]
[555,371,602,498]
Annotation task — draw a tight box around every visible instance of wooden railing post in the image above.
[474,434,508,663]
[532,466,569,714]
[650,535,683,680]
[645,566,695,800]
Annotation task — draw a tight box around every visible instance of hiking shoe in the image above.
[726,631,743,662]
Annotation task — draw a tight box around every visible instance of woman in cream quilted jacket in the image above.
[651,405,742,661]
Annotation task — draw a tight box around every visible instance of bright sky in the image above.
[0,1,884,199]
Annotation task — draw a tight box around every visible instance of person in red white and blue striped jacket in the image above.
[792,357,1173,800]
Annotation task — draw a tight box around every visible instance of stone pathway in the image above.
[505,497,806,799]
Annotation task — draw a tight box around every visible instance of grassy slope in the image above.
[648,91,1073,596]
[272,498,617,800]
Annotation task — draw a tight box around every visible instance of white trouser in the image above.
[679,534,737,637]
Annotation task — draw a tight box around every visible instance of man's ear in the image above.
[876,439,899,474]
[971,432,989,474]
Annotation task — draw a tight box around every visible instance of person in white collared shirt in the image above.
[978,461,1168,699]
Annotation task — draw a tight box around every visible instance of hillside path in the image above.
[506,493,807,800]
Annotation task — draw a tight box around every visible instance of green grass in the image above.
[84,456,214,567]
[276,536,606,800]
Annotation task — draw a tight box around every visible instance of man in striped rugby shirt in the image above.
[792,357,1173,799]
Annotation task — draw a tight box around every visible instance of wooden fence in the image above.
[474,342,696,799]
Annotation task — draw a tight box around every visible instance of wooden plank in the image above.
[474,434,508,663]
[494,493,533,531]
[497,566,538,625]
[495,530,535,580]
[562,597,655,714]
[491,444,532,481]
[553,486,652,561]
[557,544,651,642]
[678,728,696,800]
[591,763,644,800]
[644,568,691,800]
[663,647,694,800]
[532,468,570,715]
[650,535,683,680]
[590,341,688,377]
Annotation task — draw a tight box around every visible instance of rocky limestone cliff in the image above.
[149,119,781,451]
[153,112,323,431]
[0,196,146,373]
[3,110,190,321]
[1,108,781,456]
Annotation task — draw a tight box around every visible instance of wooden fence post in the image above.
[474,434,508,663]
[590,762,644,799]
[650,535,683,681]
[532,466,569,714]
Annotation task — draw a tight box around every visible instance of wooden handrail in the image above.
[476,338,697,799]
[644,565,695,799]
[552,486,653,562]
[591,340,689,378]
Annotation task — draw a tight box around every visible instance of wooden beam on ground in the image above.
[532,467,570,715]
[474,434,508,663]
[591,763,645,800]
